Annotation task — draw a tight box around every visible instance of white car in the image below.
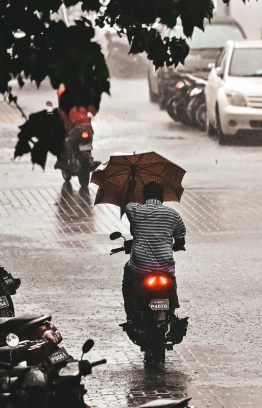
[205,40,262,144]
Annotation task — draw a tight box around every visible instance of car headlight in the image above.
[225,91,246,106]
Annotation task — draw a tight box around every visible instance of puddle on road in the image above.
[126,365,190,407]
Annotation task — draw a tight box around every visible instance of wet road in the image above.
[1,77,262,407]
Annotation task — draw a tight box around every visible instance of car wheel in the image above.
[216,110,227,145]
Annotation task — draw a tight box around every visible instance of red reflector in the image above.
[82,131,89,139]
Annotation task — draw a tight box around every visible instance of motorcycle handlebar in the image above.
[110,247,125,255]
[91,359,107,368]
[79,359,107,376]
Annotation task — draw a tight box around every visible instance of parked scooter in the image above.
[0,337,193,408]
[0,314,69,366]
[164,74,207,131]
[0,267,21,318]
[185,75,207,131]
[0,338,105,408]
[110,232,189,364]
[164,75,194,125]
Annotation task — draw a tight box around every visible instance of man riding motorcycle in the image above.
[122,181,186,321]
[54,84,101,171]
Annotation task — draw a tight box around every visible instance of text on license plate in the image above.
[48,347,70,364]
[0,296,9,309]
[79,144,92,151]
[150,299,169,310]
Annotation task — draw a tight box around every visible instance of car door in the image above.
[206,48,228,125]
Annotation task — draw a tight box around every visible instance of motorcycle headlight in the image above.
[190,87,202,97]
[225,91,246,106]
[6,333,19,348]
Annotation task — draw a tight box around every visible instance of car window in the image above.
[168,24,244,49]
[216,48,226,67]
[229,48,262,76]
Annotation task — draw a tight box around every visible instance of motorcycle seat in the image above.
[139,397,191,407]
[0,314,51,342]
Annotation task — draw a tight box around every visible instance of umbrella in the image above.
[91,151,186,216]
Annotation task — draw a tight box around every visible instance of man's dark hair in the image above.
[143,182,164,202]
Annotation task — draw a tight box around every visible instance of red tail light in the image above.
[24,322,62,344]
[82,130,89,139]
[145,274,169,287]
[175,80,185,89]
[42,328,62,344]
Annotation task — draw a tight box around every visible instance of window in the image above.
[229,48,262,76]
[168,24,244,49]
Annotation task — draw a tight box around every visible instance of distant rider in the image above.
[54,84,101,171]
[123,181,186,321]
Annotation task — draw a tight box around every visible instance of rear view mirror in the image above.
[82,339,94,355]
[216,67,224,78]
[208,62,215,69]
[110,231,122,240]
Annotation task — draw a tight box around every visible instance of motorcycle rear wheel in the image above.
[78,169,90,188]
[148,344,165,364]
[61,168,71,182]
[166,97,180,121]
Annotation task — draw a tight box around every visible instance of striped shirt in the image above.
[126,199,186,275]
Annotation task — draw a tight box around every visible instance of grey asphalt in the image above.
[0,77,262,407]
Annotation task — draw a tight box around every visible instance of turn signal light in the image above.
[82,131,89,139]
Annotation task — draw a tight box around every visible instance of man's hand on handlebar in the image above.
[173,237,186,252]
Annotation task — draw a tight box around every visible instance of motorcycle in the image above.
[164,74,207,131]
[110,232,189,364]
[0,338,193,408]
[59,122,100,188]
[47,100,100,189]
[0,314,69,366]
[184,75,207,132]
[0,267,21,318]
[0,338,105,408]
[164,75,194,125]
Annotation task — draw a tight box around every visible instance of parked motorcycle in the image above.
[110,232,189,364]
[164,74,207,131]
[185,75,207,131]
[0,267,21,318]
[0,337,193,408]
[0,338,105,408]
[0,314,69,366]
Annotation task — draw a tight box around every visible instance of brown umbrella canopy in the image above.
[91,151,186,216]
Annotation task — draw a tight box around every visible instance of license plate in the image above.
[79,144,91,151]
[0,296,9,309]
[150,299,169,310]
[48,347,70,364]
